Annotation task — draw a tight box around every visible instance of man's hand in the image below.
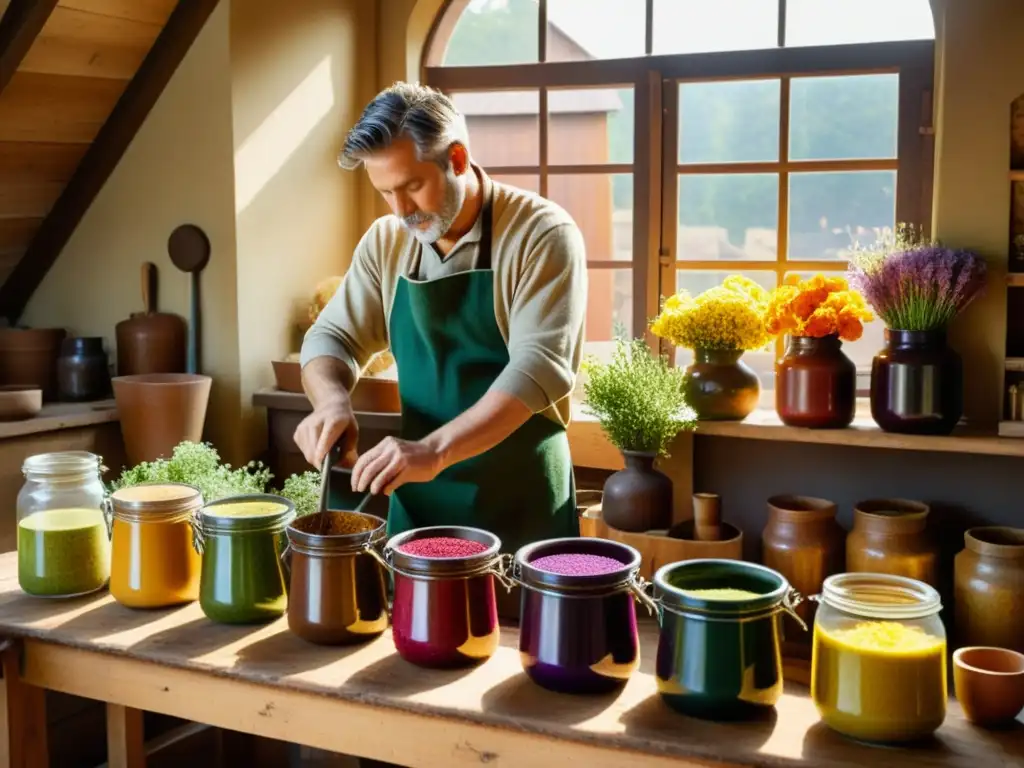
[351,436,444,496]
[293,397,360,468]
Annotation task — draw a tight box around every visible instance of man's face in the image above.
[363,139,465,244]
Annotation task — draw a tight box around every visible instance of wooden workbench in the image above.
[0,552,1020,768]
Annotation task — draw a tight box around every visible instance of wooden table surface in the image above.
[0,551,1020,768]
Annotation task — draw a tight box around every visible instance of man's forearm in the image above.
[421,389,533,470]
[302,356,354,409]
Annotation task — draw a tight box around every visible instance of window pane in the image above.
[790,75,899,161]
[784,271,884,391]
[679,80,780,164]
[547,174,632,261]
[672,270,777,392]
[441,0,538,66]
[491,174,539,194]
[677,175,778,261]
[582,268,634,359]
[653,0,777,54]
[549,87,633,165]
[547,0,646,62]
[786,0,934,47]
[788,171,896,260]
[453,90,538,166]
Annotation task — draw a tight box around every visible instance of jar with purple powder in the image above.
[511,537,654,694]
[379,526,512,668]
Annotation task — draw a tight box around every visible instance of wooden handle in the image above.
[140,262,156,314]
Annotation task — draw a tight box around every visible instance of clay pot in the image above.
[776,334,856,429]
[953,647,1024,727]
[112,374,212,465]
[602,451,672,533]
[692,493,722,541]
[682,349,760,421]
[954,527,1024,653]
[0,327,67,401]
[762,495,846,657]
[847,499,938,587]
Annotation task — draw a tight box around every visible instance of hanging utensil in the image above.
[167,224,211,375]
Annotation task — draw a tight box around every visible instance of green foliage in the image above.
[109,441,320,514]
[582,340,696,457]
[279,471,322,517]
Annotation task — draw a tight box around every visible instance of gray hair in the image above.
[339,82,469,171]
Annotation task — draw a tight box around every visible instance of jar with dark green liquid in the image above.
[195,494,295,624]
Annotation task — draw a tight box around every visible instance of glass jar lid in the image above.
[199,494,295,534]
[22,451,102,480]
[109,483,203,523]
[818,572,941,621]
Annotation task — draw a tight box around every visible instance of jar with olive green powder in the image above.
[195,494,295,624]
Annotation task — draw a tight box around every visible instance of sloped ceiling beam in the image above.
[0,0,222,324]
[0,0,58,97]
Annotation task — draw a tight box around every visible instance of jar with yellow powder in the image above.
[17,452,109,598]
[811,572,947,743]
[107,483,204,608]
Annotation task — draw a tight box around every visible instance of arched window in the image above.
[425,0,936,397]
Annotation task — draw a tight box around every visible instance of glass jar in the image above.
[17,451,109,597]
[195,494,295,624]
[513,537,648,694]
[108,483,203,608]
[811,573,947,744]
[382,526,508,669]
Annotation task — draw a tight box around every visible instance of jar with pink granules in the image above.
[511,537,655,694]
[378,526,512,668]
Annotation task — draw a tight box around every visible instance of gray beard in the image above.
[401,177,464,245]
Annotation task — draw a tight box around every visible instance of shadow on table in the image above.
[480,673,621,726]
[126,616,256,660]
[343,650,478,697]
[37,596,147,640]
[232,627,369,676]
[802,719,1024,762]
[619,694,779,753]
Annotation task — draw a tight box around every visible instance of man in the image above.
[295,82,587,565]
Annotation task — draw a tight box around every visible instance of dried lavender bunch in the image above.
[847,227,987,332]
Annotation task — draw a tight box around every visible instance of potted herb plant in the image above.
[651,275,770,421]
[848,225,987,435]
[765,274,874,429]
[582,339,697,533]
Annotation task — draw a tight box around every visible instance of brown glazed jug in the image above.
[115,262,186,375]
[762,495,846,656]
[847,499,938,587]
[776,334,856,429]
[954,527,1024,653]
[601,451,672,533]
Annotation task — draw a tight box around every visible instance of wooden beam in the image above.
[0,0,221,324]
[105,703,145,768]
[0,639,49,768]
[0,0,58,98]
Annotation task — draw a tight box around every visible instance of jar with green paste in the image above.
[17,451,110,598]
[195,494,295,624]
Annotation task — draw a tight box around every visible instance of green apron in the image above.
[383,194,578,556]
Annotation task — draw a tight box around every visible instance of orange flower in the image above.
[764,274,873,342]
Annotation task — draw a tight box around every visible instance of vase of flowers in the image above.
[650,276,770,421]
[582,339,697,532]
[848,225,986,435]
[766,275,873,429]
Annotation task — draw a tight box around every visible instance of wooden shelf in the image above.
[1007,273,1024,286]
[0,398,117,440]
[1011,170,1024,181]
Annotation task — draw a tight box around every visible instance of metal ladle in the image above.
[167,224,211,374]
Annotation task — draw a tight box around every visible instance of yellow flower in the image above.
[651,275,772,351]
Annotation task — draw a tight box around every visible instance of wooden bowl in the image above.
[271,360,304,393]
[0,385,43,421]
[954,646,1024,727]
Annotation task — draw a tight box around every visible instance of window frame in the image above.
[423,0,935,358]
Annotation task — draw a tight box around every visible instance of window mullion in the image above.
[775,76,791,364]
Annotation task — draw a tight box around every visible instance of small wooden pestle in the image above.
[692,493,722,542]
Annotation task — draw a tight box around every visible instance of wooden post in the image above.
[0,639,49,768]
[105,704,145,768]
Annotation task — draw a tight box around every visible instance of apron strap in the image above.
[474,193,494,271]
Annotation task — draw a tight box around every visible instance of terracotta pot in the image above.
[870,329,963,435]
[762,495,845,657]
[112,374,212,465]
[847,499,938,587]
[954,527,1024,653]
[682,349,760,421]
[0,327,67,401]
[601,451,672,533]
[953,647,1024,727]
[775,334,855,429]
